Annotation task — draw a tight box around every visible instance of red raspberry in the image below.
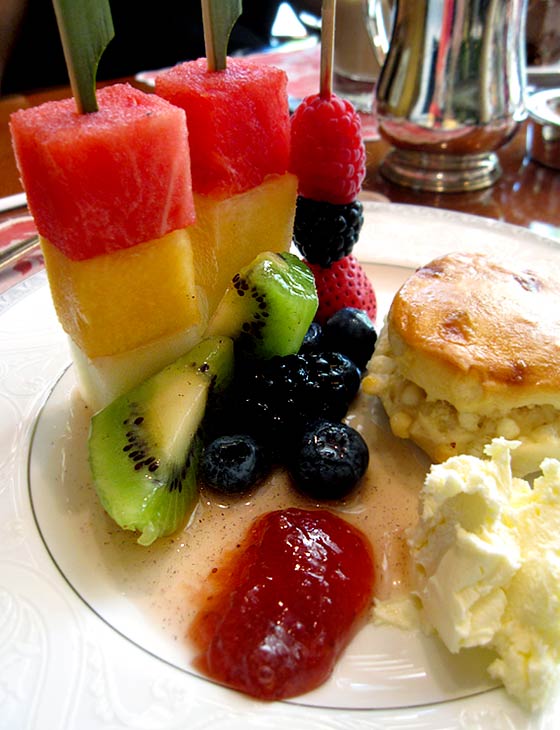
[306,255,377,325]
[290,93,366,205]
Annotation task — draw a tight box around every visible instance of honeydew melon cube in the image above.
[70,326,203,412]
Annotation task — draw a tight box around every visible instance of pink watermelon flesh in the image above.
[155,57,291,198]
[10,83,195,261]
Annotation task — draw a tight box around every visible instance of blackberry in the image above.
[290,419,369,500]
[293,197,364,267]
[228,351,361,457]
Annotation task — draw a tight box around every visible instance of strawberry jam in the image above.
[189,507,375,700]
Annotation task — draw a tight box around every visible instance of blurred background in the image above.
[0,0,322,96]
[1,0,559,97]
[526,0,560,67]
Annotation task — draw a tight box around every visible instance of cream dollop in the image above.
[375,438,560,710]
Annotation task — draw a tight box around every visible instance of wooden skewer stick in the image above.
[52,0,114,113]
[320,0,336,98]
[201,0,242,72]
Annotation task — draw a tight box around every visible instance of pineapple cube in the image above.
[40,228,203,359]
[190,172,297,317]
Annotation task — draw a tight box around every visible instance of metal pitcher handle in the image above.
[364,0,393,68]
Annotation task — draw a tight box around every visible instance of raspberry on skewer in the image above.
[290,92,366,206]
[289,0,375,327]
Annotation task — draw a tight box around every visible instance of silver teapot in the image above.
[368,0,528,191]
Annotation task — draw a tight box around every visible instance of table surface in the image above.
[1,71,559,281]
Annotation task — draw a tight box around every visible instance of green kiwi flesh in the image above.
[88,336,234,546]
[204,252,318,359]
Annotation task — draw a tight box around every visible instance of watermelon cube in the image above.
[154,57,291,198]
[10,83,195,261]
[155,58,296,319]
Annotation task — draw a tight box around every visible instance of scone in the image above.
[363,252,560,475]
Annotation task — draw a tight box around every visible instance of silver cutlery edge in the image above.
[0,192,27,214]
[0,234,40,273]
[0,192,39,274]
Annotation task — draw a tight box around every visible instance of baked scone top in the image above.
[389,252,560,397]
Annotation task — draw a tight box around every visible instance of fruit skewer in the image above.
[195,1,378,504]
[154,1,298,321]
[290,0,377,326]
[10,2,204,411]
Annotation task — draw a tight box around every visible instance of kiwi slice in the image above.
[205,252,318,359]
[88,336,234,546]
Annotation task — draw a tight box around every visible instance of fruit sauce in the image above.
[61,384,426,652]
[189,507,374,700]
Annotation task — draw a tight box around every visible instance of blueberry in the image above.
[200,434,269,494]
[323,307,377,370]
[290,419,369,500]
[299,321,323,353]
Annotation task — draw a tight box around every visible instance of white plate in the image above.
[2,202,559,729]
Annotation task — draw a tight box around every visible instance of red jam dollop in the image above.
[189,507,375,700]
